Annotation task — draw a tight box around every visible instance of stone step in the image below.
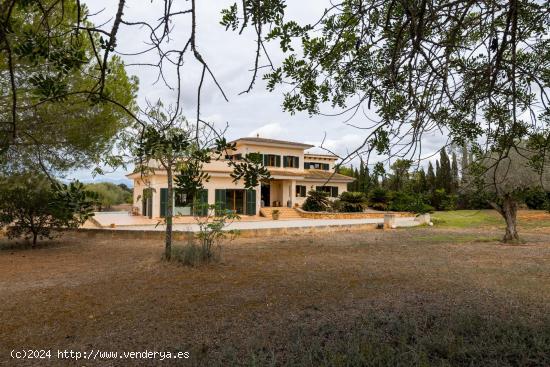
[260,207,303,219]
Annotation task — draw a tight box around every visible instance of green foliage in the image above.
[2,0,138,173]
[84,182,132,209]
[302,189,330,212]
[430,189,457,211]
[0,174,96,245]
[185,202,241,266]
[387,192,433,214]
[523,188,550,210]
[338,191,367,212]
[170,241,221,267]
[368,188,390,211]
[387,159,411,191]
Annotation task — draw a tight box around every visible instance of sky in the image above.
[71,0,445,185]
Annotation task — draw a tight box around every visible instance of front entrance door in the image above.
[226,189,245,214]
[142,188,153,218]
[261,183,270,207]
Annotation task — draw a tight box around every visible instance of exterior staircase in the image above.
[260,207,303,220]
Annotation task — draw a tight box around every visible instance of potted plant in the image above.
[272,209,280,220]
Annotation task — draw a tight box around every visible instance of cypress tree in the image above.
[435,159,441,189]
[427,162,436,192]
[451,152,459,193]
[359,161,365,193]
[439,149,452,193]
[418,168,427,193]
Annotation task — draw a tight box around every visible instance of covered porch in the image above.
[260,178,300,208]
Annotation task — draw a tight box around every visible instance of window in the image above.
[316,186,339,197]
[283,156,300,168]
[175,191,191,206]
[225,153,242,161]
[304,162,331,170]
[263,154,281,167]
[296,185,307,197]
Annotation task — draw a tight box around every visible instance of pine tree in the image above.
[427,162,436,192]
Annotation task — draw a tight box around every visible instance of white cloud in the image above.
[248,122,288,139]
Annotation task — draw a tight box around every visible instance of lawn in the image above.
[1,210,550,366]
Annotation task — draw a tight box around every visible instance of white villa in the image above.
[127,137,354,218]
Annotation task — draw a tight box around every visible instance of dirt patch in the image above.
[1,227,550,366]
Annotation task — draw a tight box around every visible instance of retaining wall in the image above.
[295,209,411,220]
[72,222,380,240]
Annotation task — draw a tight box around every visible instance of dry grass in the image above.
[1,214,550,366]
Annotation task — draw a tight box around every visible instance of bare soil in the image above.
[1,221,550,366]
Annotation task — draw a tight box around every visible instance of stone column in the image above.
[289,180,296,207]
[384,213,396,229]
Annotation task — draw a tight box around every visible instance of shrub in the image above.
[430,189,457,211]
[330,199,343,212]
[302,190,330,212]
[387,192,433,213]
[407,195,434,214]
[169,202,238,266]
[371,202,388,211]
[369,188,389,210]
[523,188,550,210]
[338,191,367,212]
[456,191,493,210]
[171,241,220,266]
[0,174,96,245]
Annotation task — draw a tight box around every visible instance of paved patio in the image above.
[87,211,421,232]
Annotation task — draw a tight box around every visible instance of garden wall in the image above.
[295,209,412,219]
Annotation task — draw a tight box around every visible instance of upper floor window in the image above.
[225,153,243,161]
[304,162,330,170]
[283,156,300,168]
[263,154,281,167]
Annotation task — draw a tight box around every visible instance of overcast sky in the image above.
[71,0,444,185]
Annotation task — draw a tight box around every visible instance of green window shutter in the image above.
[200,189,208,216]
[263,154,268,166]
[160,188,168,218]
[193,189,209,216]
[215,189,226,215]
[283,156,288,167]
[246,189,257,215]
[294,157,299,168]
[276,155,281,167]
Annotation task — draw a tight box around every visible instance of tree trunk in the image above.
[32,231,38,247]
[491,194,520,243]
[165,168,173,260]
[501,195,519,243]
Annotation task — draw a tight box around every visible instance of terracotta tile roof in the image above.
[232,137,314,149]
[304,169,355,182]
